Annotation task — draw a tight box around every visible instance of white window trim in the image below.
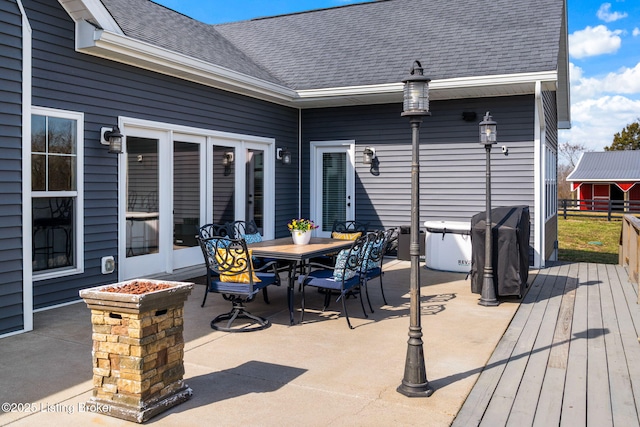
[31,106,84,281]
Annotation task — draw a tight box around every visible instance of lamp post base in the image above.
[397,331,434,398]
[397,381,434,397]
[478,274,499,306]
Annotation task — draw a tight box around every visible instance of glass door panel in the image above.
[173,141,200,249]
[126,137,159,257]
[322,152,347,233]
[212,145,236,224]
[246,149,264,232]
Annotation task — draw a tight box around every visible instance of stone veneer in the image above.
[80,280,193,423]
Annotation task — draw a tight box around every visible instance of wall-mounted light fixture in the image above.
[222,151,234,167]
[363,147,376,165]
[100,125,123,154]
[276,147,292,165]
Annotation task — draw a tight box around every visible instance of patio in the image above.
[0,259,520,426]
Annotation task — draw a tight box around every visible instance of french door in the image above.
[310,141,356,237]
[119,120,274,280]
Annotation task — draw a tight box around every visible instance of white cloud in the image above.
[633,28,640,37]
[597,3,628,23]
[560,95,640,151]
[569,25,623,59]
[569,62,640,103]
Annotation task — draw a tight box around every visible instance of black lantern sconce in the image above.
[101,125,123,154]
[222,151,234,167]
[277,147,292,165]
[362,147,376,165]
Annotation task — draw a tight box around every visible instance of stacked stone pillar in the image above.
[80,280,193,423]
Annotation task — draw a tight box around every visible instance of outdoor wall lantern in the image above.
[362,147,376,165]
[277,147,292,165]
[101,125,123,154]
[222,151,234,167]
[397,60,433,399]
[478,111,499,307]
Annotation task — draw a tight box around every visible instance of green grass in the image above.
[557,216,621,264]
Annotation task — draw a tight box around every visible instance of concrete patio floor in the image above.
[0,259,523,426]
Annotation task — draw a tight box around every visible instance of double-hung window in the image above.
[31,107,83,277]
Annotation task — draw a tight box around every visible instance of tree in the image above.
[557,163,573,200]
[558,142,589,167]
[605,119,640,151]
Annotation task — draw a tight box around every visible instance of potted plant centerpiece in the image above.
[288,218,318,245]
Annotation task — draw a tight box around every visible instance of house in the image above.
[567,151,640,210]
[1,0,570,337]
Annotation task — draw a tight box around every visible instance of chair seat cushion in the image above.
[210,272,277,294]
[301,268,360,291]
[364,266,382,278]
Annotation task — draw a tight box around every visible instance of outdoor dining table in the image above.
[248,237,354,325]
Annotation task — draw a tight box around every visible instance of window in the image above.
[545,146,557,220]
[31,107,83,277]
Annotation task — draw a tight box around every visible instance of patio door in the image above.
[119,121,274,280]
[208,140,274,238]
[310,141,356,237]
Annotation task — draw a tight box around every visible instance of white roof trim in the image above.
[76,22,298,105]
[74,20,561,109]
[59,0,123,34]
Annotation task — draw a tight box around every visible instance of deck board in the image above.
[453,262,640,427]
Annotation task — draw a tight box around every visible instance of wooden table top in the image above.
[248,237,353,261]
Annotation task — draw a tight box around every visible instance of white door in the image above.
[121,127,167,278]
[310,141,356,237]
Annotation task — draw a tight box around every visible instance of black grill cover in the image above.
[471,205,530,297]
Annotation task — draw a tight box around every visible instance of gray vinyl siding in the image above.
[544,90,559,259]
[24,0,299,308]
[302,96,535,232]
[0,0,24,334]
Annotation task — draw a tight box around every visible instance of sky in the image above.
[153,0,640,154]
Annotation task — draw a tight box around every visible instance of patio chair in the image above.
[196,232,281,332]
[361,227,398,307]
[226,219,283,269]
[331,220,369,240]
[298,233,371,329]
[197,223,271,308]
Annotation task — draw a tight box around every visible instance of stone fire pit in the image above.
[79,279,193,423]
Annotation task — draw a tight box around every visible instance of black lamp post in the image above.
[397,60,433,398]
[478,112,499,306]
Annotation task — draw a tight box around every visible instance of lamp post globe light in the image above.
[478,112,499,306]
[397,60,433,398]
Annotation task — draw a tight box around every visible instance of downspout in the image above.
[534,81,545,268]
[298,108,302,217]
[18,0,34,334]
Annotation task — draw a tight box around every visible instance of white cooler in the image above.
[424,221,472,273]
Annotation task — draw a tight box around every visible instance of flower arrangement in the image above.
[287,218,319,232]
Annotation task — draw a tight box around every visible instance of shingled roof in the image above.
[215,0,564,90]
[99,0,565,91]
[567,151,640,182]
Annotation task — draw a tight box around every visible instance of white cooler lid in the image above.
[424,220,471,232]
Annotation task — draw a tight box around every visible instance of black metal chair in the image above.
[360,227,398,307]
[196,229,281,332]
[331,220,369,239]
[298,233,371,329]
[226,220,284,269]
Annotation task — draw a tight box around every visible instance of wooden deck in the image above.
[453,262,640,427]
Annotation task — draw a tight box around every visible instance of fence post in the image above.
[562,199,567,219]
[608,200,612,221]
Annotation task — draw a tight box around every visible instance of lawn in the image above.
[557,216,621,264]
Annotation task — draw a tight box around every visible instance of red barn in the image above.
[566,151,640,211]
